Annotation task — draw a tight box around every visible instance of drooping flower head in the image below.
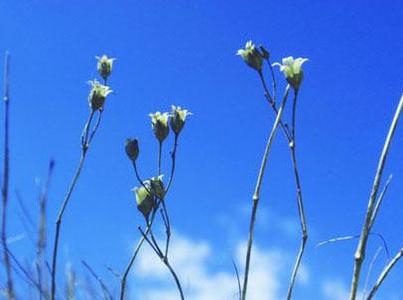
[96,55,115,81]
[272,57,308,90]
[170,105,192,135]
[149,112,170,143]
[132,182,154,219]
[236,40,263,71]
[87,80,113,111]
[150,175,165,200]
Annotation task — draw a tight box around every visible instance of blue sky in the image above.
[0,1,402,299]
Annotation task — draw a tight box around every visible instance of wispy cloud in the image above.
[129,232,293,300]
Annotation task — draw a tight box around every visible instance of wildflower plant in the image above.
[237,40,308,300]
[120,105,192,300]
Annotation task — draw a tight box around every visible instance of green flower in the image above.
[272,57,308,90]
[149,112,170,142]
[236,40,263,71]
[87,80,113,111]
[133,183,154,219]
[125,138,139,161]
[170,105,192,135]
[96,55,115,81]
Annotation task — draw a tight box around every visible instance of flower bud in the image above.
[236,40,263,71]
[125,138,139,161]
[259,45,270,60]
[150,175,165,200]
[149,112,169,143]
[96,55,115,81]
[133,184,154,219]
[272,57,308,90]
[170,105,192,135]
[88,80,113,111]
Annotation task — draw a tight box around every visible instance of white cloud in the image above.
[321,278,363,300]
[130,233,293,300]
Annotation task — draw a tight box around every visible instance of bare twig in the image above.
[362,246,383,300]
[241,85,290,300]
[51,108,103,300]
[369,174,392,229]
[349,94,403,300]
[1,51,16,300]
[37,160,55,300]
[366,248,403,300]
[81,260,113,300]
[232,260,241,300]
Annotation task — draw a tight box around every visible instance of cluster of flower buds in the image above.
[87,54,115,111]
[149,106,192,142]
[237,41,308,90]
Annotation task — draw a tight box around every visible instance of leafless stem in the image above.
[241,85,290,300]
[286,89,309,300]
[362,246,383,300]
[369,174,392,229]
[37,160,55,300]
[166,134,179,193]
[366,248,403,300]
[81,260,113,300]
[232,260,241,300]
[349,94,403,300]
[1,51,16,300]
[51,108,103,300]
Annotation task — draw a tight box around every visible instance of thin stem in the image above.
[362,246,383,300]
[286,89,309,300]
[166,134,179,193]
[369,174,392,229]
[37,160,55,300]
[81,260,113,300]
[241,85,290,300]
[232,260,242,300]
[50,109,101,300]
[162,258,185,300]
[349,94,403,300]
[267,58,277,102]
[258,71,292,141]
[158,141,162,176]
[1,51,16,300]
[366,248,403,300]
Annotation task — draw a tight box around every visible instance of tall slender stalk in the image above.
[349,94,403,300]
[241,85,290,300]
[1,51,16,300]
[50,110,103,300]
[286,89,308,300]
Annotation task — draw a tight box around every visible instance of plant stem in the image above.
[366,248,403,300]
[349,94,403,300]
[158,141,162,176]
[241,85,290,300]
[286,89,308,300]
[1,51,16,300]
[50,109,102,300]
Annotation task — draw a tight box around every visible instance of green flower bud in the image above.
[259,45,270,60]
[170,105,192,135]
[96,55,115,81]
[133,184,154,219]
[149,112,169,143]
[150,175,165,200]
[272,57,308,90]
[88,80,113,111]
[125,138,139,161]
[236,40,263,71]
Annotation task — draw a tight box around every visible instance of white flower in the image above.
[170,105,192,135]
[236,40,263,71]
[87,80,113,111]
[149,112,170,142]
[95,55,116,80]
[272,56,308,89]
